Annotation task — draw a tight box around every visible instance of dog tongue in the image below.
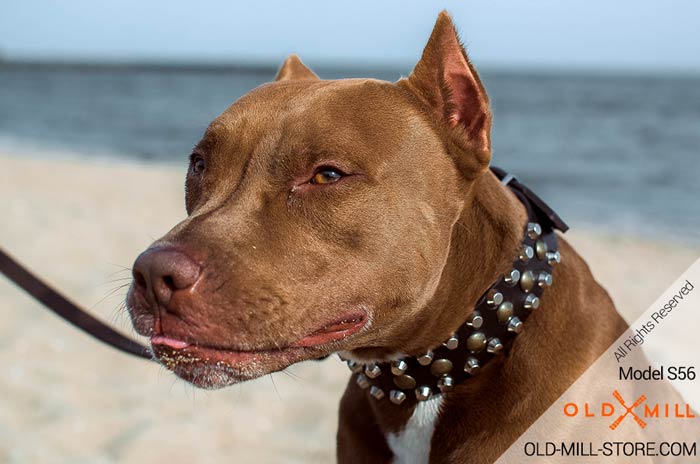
[151,335,190,349]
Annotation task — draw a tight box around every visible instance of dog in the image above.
[126,11,628,463]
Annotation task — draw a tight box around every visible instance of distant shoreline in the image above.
[2,58,700,80]
[0,58,279,75]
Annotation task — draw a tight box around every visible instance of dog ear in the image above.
[404,11,491,173]
[275,55,320,81]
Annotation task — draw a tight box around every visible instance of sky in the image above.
[1,0,699,72]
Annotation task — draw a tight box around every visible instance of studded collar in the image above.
[344,167,569,405]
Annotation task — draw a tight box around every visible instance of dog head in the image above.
[127,12,496,388]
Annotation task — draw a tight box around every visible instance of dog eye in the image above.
[310,168,343,185]
[191,155,205,175]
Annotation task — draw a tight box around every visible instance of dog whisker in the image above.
[91,283,131,311]
[97,276,133,286]
[280,369,302,383]
[269,373,282,401]
[107,262,132,271]
[109,300,130,327]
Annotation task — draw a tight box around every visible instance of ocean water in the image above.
[1,63,699,244]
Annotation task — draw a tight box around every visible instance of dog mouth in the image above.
[148,311,367,388]
[290,312,367,347]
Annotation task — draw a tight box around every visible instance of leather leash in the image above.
[0,247,152,360]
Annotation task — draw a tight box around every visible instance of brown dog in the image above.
[126,11,627,463]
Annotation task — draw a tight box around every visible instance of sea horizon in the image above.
[2,56,700,79]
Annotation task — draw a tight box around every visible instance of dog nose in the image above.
[132,247,201,307]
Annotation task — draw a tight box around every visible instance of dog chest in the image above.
[386,395,444,464]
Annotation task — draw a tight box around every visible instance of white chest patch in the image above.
[386,395,444,464]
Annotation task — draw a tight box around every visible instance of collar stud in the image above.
[465,310,484,329]
[394,374,417,390]
[356,374,370,389]
[417,351,434,366]
[546,251,561,264]
[486,289,504,307]
[523,294,540,310]
[487,337,504,355]
[364,363,382,379]
[369,385,385,400]
[535,239,548,260]
[526,222,542,239]
[466,331,487,352]
[519,244,534,262]
[347,360,363,373]
[537,271,553,287]
[429,358,453,376]
[507,316,524,334]
[504,269,520,286]
[443,333,459,350]
[437,375,454,392]
[496,301,514,324]
[415,385,433,401]
[391,359,408,375]
[464,356,480,375]
[519,270,536,292]
[389,390,407,405]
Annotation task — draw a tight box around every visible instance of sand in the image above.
[1,153,698,463]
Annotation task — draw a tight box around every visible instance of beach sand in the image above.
[1,153,698,463]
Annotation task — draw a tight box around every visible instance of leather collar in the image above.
[343,167,568,405]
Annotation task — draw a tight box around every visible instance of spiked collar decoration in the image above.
[343,167,569,405]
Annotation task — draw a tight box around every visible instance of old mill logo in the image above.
[563,390,696,430]
[609,390,647,430]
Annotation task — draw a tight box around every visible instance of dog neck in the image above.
[341,168,566,406]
